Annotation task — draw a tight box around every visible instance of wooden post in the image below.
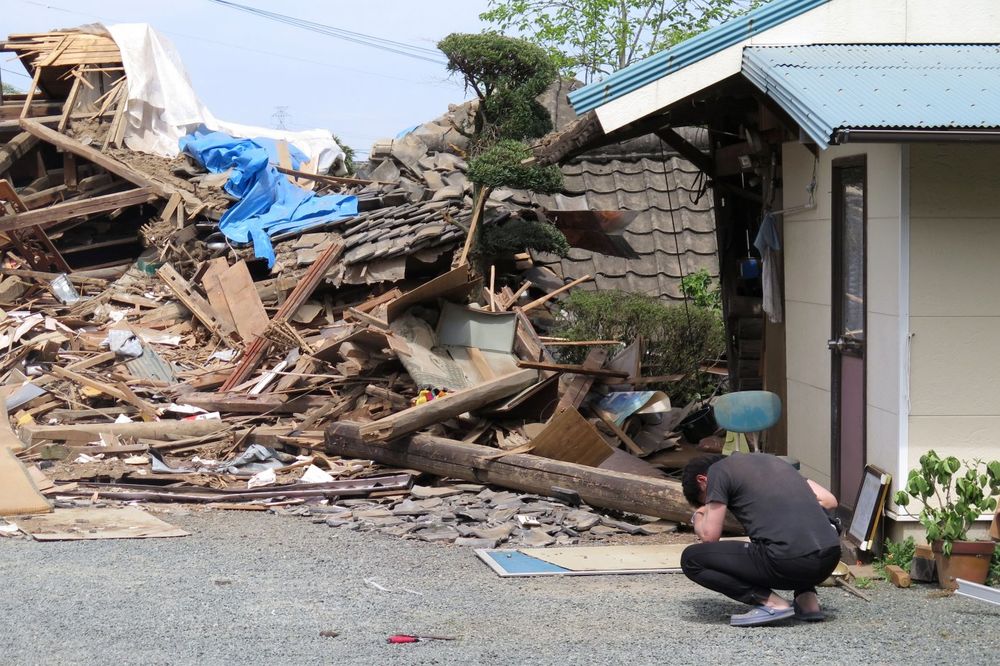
[326,421,743,532]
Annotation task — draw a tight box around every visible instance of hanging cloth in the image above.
[754,212,783,323]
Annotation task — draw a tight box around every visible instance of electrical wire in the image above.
[204,0,448,65]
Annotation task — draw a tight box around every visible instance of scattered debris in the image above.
[0,24,728,550]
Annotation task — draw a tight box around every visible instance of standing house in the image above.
[565,0,1000,536]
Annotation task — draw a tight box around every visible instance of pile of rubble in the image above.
[0,26,726,546]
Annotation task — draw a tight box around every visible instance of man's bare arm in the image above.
[694,501,727,542]
[807,479,838,510]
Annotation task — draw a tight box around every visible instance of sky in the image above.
[1,0,494,158]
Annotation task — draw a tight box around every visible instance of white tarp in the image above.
[105,23,345,174]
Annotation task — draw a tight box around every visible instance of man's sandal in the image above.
[729,605,795,627]
[792,600,826,622]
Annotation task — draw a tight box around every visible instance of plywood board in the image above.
[528,407,614,468]
[16,506,189,540]
[520,538,750,572]
[523,543,689,571]
[218,260,269,340]
[0,447,52,516]
[476,542,750,577]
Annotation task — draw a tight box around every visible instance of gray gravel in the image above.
[1,507,997,665]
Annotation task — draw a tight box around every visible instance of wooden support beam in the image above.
[19,118,171,198]
[20,419,228,444]
[358,369,538,442]
[655,126,715,176]
[0,187,157,232]
[0,131,39,176]
[326,421,743,531]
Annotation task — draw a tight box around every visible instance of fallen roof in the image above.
[742,44,1000,145]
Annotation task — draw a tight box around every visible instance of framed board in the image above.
[846,465,891,551]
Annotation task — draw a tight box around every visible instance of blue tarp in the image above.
[178,128,358,267]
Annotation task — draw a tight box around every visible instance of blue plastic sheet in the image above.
[179,128,358,267]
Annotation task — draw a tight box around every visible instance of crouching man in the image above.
[680,453,841,627]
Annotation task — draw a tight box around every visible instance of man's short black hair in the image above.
[682,454,724,507]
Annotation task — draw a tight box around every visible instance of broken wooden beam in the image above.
[0,187,157,232]
[515,359,629,379]
[0,131,39,176]
[520,274,592,312]
[20,419,228,444]
[326,421,742,531]
[19,118,171,198]
[358,369,538,442]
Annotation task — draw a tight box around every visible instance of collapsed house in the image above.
[0,25,732,545]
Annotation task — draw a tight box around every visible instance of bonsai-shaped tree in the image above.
[438,32,566,268]
[893,450,1000,556]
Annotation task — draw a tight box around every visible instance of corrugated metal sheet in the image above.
[742,44,1000,145]
[568,0,830,114]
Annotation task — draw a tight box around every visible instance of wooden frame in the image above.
[845,464,891,552]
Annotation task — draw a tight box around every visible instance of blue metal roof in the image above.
[568,0,831,115]
[742,44,1000,145]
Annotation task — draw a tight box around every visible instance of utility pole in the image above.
[271,106,290,130]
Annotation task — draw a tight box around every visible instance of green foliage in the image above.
[2,82,22,95]
[988,545,1000,587]
[480,91,553,144]
[853,576,874,590]
[873,536,916,578]
[680,269,721,311]
[478,217,569,259]
[331,133,356,175]
[468,140,564,192]
[893,450,1000,556]
[438,32,557,147]
[553,290,725,403]
[481,0,767,82]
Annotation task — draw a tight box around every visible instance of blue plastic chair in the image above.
[712,390,782,453]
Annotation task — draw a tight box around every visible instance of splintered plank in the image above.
[0,187,157,232]
[556,347,609,412]
[156,263,239,347]
[219,237,345,391]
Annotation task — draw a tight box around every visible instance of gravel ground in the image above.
[1,507,997,666]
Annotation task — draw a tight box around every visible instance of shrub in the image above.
[680,268,721,311]
[467,140,563,192]
[553,290,725,403]
[478,217,569,258]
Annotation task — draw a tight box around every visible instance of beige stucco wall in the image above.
[781,143,903,490]
[908,143,1000,472]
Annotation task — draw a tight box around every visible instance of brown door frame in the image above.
[830,154,868,513]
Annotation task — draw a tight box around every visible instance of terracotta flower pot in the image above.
[930,539,995,590]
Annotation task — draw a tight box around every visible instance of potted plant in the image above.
[893,450,1000,589]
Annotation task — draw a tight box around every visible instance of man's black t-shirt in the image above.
[705,453,840,559]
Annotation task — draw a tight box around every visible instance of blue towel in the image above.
[179,128,358,267]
